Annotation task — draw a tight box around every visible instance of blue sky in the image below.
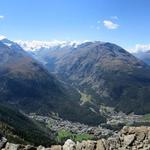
[0,0,150,50]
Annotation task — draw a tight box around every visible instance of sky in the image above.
[0,0,150,51]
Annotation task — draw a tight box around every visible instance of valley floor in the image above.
[28,110,150,141]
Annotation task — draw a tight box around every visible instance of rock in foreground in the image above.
[2,126,150,150]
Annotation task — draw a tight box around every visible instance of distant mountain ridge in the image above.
[16,40,81,51]
[17,40,150,115]
[133,50,150,65]
[0,39,105,125]
[16,40,82,70]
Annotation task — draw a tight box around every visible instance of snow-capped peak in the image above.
[16,40,82,51]
[1,38,14,47]
[0,38,24,52]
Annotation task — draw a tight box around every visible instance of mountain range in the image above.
[17,40,150,114]
[0,39,104,125]
[133,50,150,65]
[1,38,150,145]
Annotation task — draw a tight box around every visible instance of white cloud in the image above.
[0,16,4,19]
[129,44,150,53]
[103,20,119,30]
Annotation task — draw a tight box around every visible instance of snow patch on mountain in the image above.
[16,40,82,51]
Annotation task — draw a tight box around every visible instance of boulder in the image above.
[123,134,135,146]
[51,145,62,150]
[121,126,129,135]
[63,139,76,150]
[96,140,105,150]
[108,137,121,149]
[136,131,146,142]
[37,145,46,150]
[84,140,96,150]
[76,141,83,150]
[4,142,20,150]
[0,136,7,149]
[76,140,96,150]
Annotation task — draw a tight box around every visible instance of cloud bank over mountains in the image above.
[129,44,150,53]
[1,34,150,54]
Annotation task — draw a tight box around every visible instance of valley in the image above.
[29,108,150,141]
[1,38,150,149]
[1,1,150,149]
[18,40,150,115]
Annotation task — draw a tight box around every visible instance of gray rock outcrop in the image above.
[0,136,7,149]
[2,126,150,150]
[63,139,76,150]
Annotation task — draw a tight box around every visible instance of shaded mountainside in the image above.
[0,40,105,125]
[0,104,53,146]
[23,41,150,115]
[55,42,150,114]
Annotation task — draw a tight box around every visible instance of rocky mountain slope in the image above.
[16,40,79,72]
[1,126,150,150]
[54,42,150,114]
[0,39,105,125]
[19,41,150,115]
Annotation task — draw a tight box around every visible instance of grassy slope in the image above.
[56,129,94,144]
